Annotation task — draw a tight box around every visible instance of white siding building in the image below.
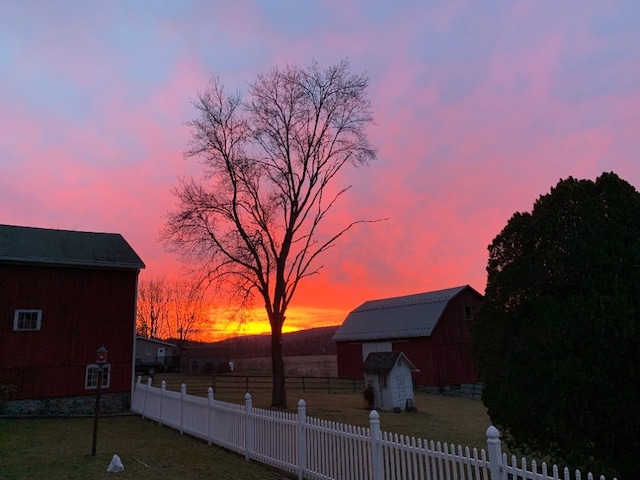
[363,351,419,411]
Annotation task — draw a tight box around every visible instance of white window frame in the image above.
[85,364,111,390]
[13,309,42,331]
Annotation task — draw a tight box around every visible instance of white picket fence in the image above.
[130,378,615,480]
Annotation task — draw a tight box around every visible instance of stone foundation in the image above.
[1,392,130,417]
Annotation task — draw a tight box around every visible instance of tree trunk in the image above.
[270,317,287,409]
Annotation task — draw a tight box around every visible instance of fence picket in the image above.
[131,379,617,480]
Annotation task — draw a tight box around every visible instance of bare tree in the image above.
[137,277,207,342]
[162,60,377,408]
[166,278,206,342]
[137,277,169,338]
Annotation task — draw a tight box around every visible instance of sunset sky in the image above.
[2,2,640,340]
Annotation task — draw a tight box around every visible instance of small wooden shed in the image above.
[363,351,419,412]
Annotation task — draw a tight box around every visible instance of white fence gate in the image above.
[130,378,615,480]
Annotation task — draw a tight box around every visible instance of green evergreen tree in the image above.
[472,172,640,479]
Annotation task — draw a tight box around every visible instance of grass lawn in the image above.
[301,392,492,450]
[0,415,292,480]
[1,390,495,479]
[148,373,494,451]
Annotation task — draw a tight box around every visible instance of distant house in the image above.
[135,336,178,374]
[0,224,144,415]
[180,345,230,375]
[333,285,482,389]
[363,351,419,412]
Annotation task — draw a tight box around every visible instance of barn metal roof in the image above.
[0,224,145,270]
[332,285,477,342]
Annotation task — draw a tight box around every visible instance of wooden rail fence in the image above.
[211,375,365,394]
[150,374,365,396]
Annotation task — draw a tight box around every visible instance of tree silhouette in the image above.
[137,277,207,342]
[472,172,640,478]
[163,60,377,407]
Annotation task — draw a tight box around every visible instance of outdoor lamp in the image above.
[96,346,108,366]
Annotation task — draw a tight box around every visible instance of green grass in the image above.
[0,415,292,480]
[0,386,494,479]
[147,373,493,451]
[301,392,492,450]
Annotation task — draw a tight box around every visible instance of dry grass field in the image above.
[232,354,338,377]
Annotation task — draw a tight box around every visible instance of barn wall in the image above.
[0,263,139,401]
[391,338,436,386]
[428,288,482,385]
[336,341,364,379]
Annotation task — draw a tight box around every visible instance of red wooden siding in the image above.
[0,263,138,400]
[335,287,482,387]
[336,341,363,378]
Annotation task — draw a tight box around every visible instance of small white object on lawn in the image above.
[106,454,124,473]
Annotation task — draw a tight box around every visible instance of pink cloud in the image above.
[2,2,640,335]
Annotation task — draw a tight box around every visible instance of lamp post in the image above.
[91,345,108,457]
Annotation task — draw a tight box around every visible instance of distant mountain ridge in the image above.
[214,325,339,358]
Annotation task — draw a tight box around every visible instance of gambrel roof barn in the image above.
[333,285,482,388]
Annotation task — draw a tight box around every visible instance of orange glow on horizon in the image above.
[196,305,347,342]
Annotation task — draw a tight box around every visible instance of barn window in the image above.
[85,364,111,390]
[464,305,473,321]
[13,310,42,331]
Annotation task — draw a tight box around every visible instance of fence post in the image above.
[133,376,141,415]
[370,410,383,480]
[159,380,166,426]
[486,426,504,480]
[245,393,253,461]
[180,383,186,435]
[141,376,151,419]
[297,399,307,480]
[207,387,214,446]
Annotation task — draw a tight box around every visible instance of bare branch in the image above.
[162,60,379,407]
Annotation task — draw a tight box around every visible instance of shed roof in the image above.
[0,224,145,270]
[332,285,480,342]
[362,351,418,374]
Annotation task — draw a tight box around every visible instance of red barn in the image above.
[0,224,144,415]
[333,285,482,390]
